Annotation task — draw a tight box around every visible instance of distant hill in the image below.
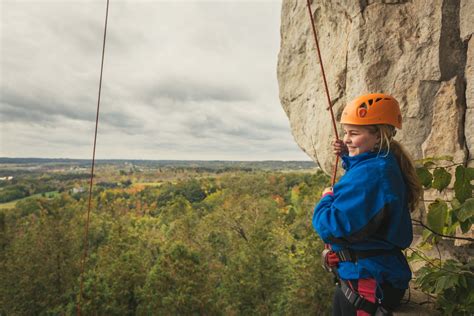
[0,157,317,171]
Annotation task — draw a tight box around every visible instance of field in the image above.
[0,191,59,209]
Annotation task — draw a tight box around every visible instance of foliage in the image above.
[0,168,332,315]
[0,195,81,314]
[413,159,474,315]
[0,184,30,203]
[415,259,474,315]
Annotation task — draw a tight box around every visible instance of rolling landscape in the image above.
[0,158,335,314]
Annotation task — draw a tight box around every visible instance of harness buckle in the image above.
[340,280,379,314]
[352,295,365,309]
[336,248,354,262]
[321,248,333,272]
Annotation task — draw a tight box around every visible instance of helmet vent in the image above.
[375,98,382,102]
[368,99,374,106]
[384,98,391,100]
[359,102,367,109]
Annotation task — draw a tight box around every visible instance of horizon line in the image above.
[0,157,315,163]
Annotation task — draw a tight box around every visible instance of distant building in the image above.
[0,176,13,181]
[71,187,85,194]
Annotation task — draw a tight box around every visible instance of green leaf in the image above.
[454,166,473,203]
[406,251,423,263]
[422,228,433,242]
[446,275,459,289]
[468,290,474,306]
[435,276,448,294]
[418,239,433,251]
[432,167,452,192]
[451,198,461,210]
[467,167,474,180]
[416,167,433,188]
[459,275,468,288]
[460,219,472,234]
[446,210,458,234]
[420,156,453,165]
[427,199,448,234]
[456,198,474,222]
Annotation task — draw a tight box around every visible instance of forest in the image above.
[2,159,472,315]
[0,161,334,315]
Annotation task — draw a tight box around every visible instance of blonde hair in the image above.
[365,124,422,212]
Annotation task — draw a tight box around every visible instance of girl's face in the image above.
[342,124,380,156]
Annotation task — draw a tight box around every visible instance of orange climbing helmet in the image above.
[340,93,402,129]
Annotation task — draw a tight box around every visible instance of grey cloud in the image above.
[185,112,285,142]
[145,77,253,103]
[0,90,92,123]
[101,111,143,131]
[0,88,145,137]
[222,127,273,141]
[0,102,55,125]
[1,0,311,161]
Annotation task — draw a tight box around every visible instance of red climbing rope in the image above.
[77,0,109,314]
[75,4,336,313]
[306,0,340,186]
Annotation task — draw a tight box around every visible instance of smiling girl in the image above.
[313,94,422,316]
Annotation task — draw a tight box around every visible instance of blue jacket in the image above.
[313,151,412,289]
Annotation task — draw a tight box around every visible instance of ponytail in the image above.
[377,125,423,212]
[367,124,423,212]
[389,140,423,212]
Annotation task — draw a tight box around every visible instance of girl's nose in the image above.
[343,134,351,144]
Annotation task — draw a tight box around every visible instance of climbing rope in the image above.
[306,0,340,186]
[77,0,110,314]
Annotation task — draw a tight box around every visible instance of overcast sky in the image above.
[0,0,310,161]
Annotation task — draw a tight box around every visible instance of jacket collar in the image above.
[341,151,389,171]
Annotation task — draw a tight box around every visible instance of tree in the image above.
[0,197,80,314]
[138,242,215,314]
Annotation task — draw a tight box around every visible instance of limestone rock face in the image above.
[278,0,473,173]
[461,0,474,167]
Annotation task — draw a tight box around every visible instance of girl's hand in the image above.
[332,138,348,156]
[322,187,333,196]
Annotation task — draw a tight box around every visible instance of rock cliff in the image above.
[278,2,473,313]
[277,0,473,174]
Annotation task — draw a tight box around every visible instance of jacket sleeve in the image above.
[312,165,392,244]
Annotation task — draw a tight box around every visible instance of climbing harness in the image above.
[339,280,391,316]
[329,248,402,265]
[77,0,109,315]
[322,247,398,315]
[321,247,402,273]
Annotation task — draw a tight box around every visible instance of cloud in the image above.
[0,0,310,161]
[185,107,290,142]
[0,86,143,132]
[1,88,92,123]
[145,77,253,103]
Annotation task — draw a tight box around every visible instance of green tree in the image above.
[0,196,80,314]
[138,242,215,314]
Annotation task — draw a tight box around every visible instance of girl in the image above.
[312,93,422,316]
